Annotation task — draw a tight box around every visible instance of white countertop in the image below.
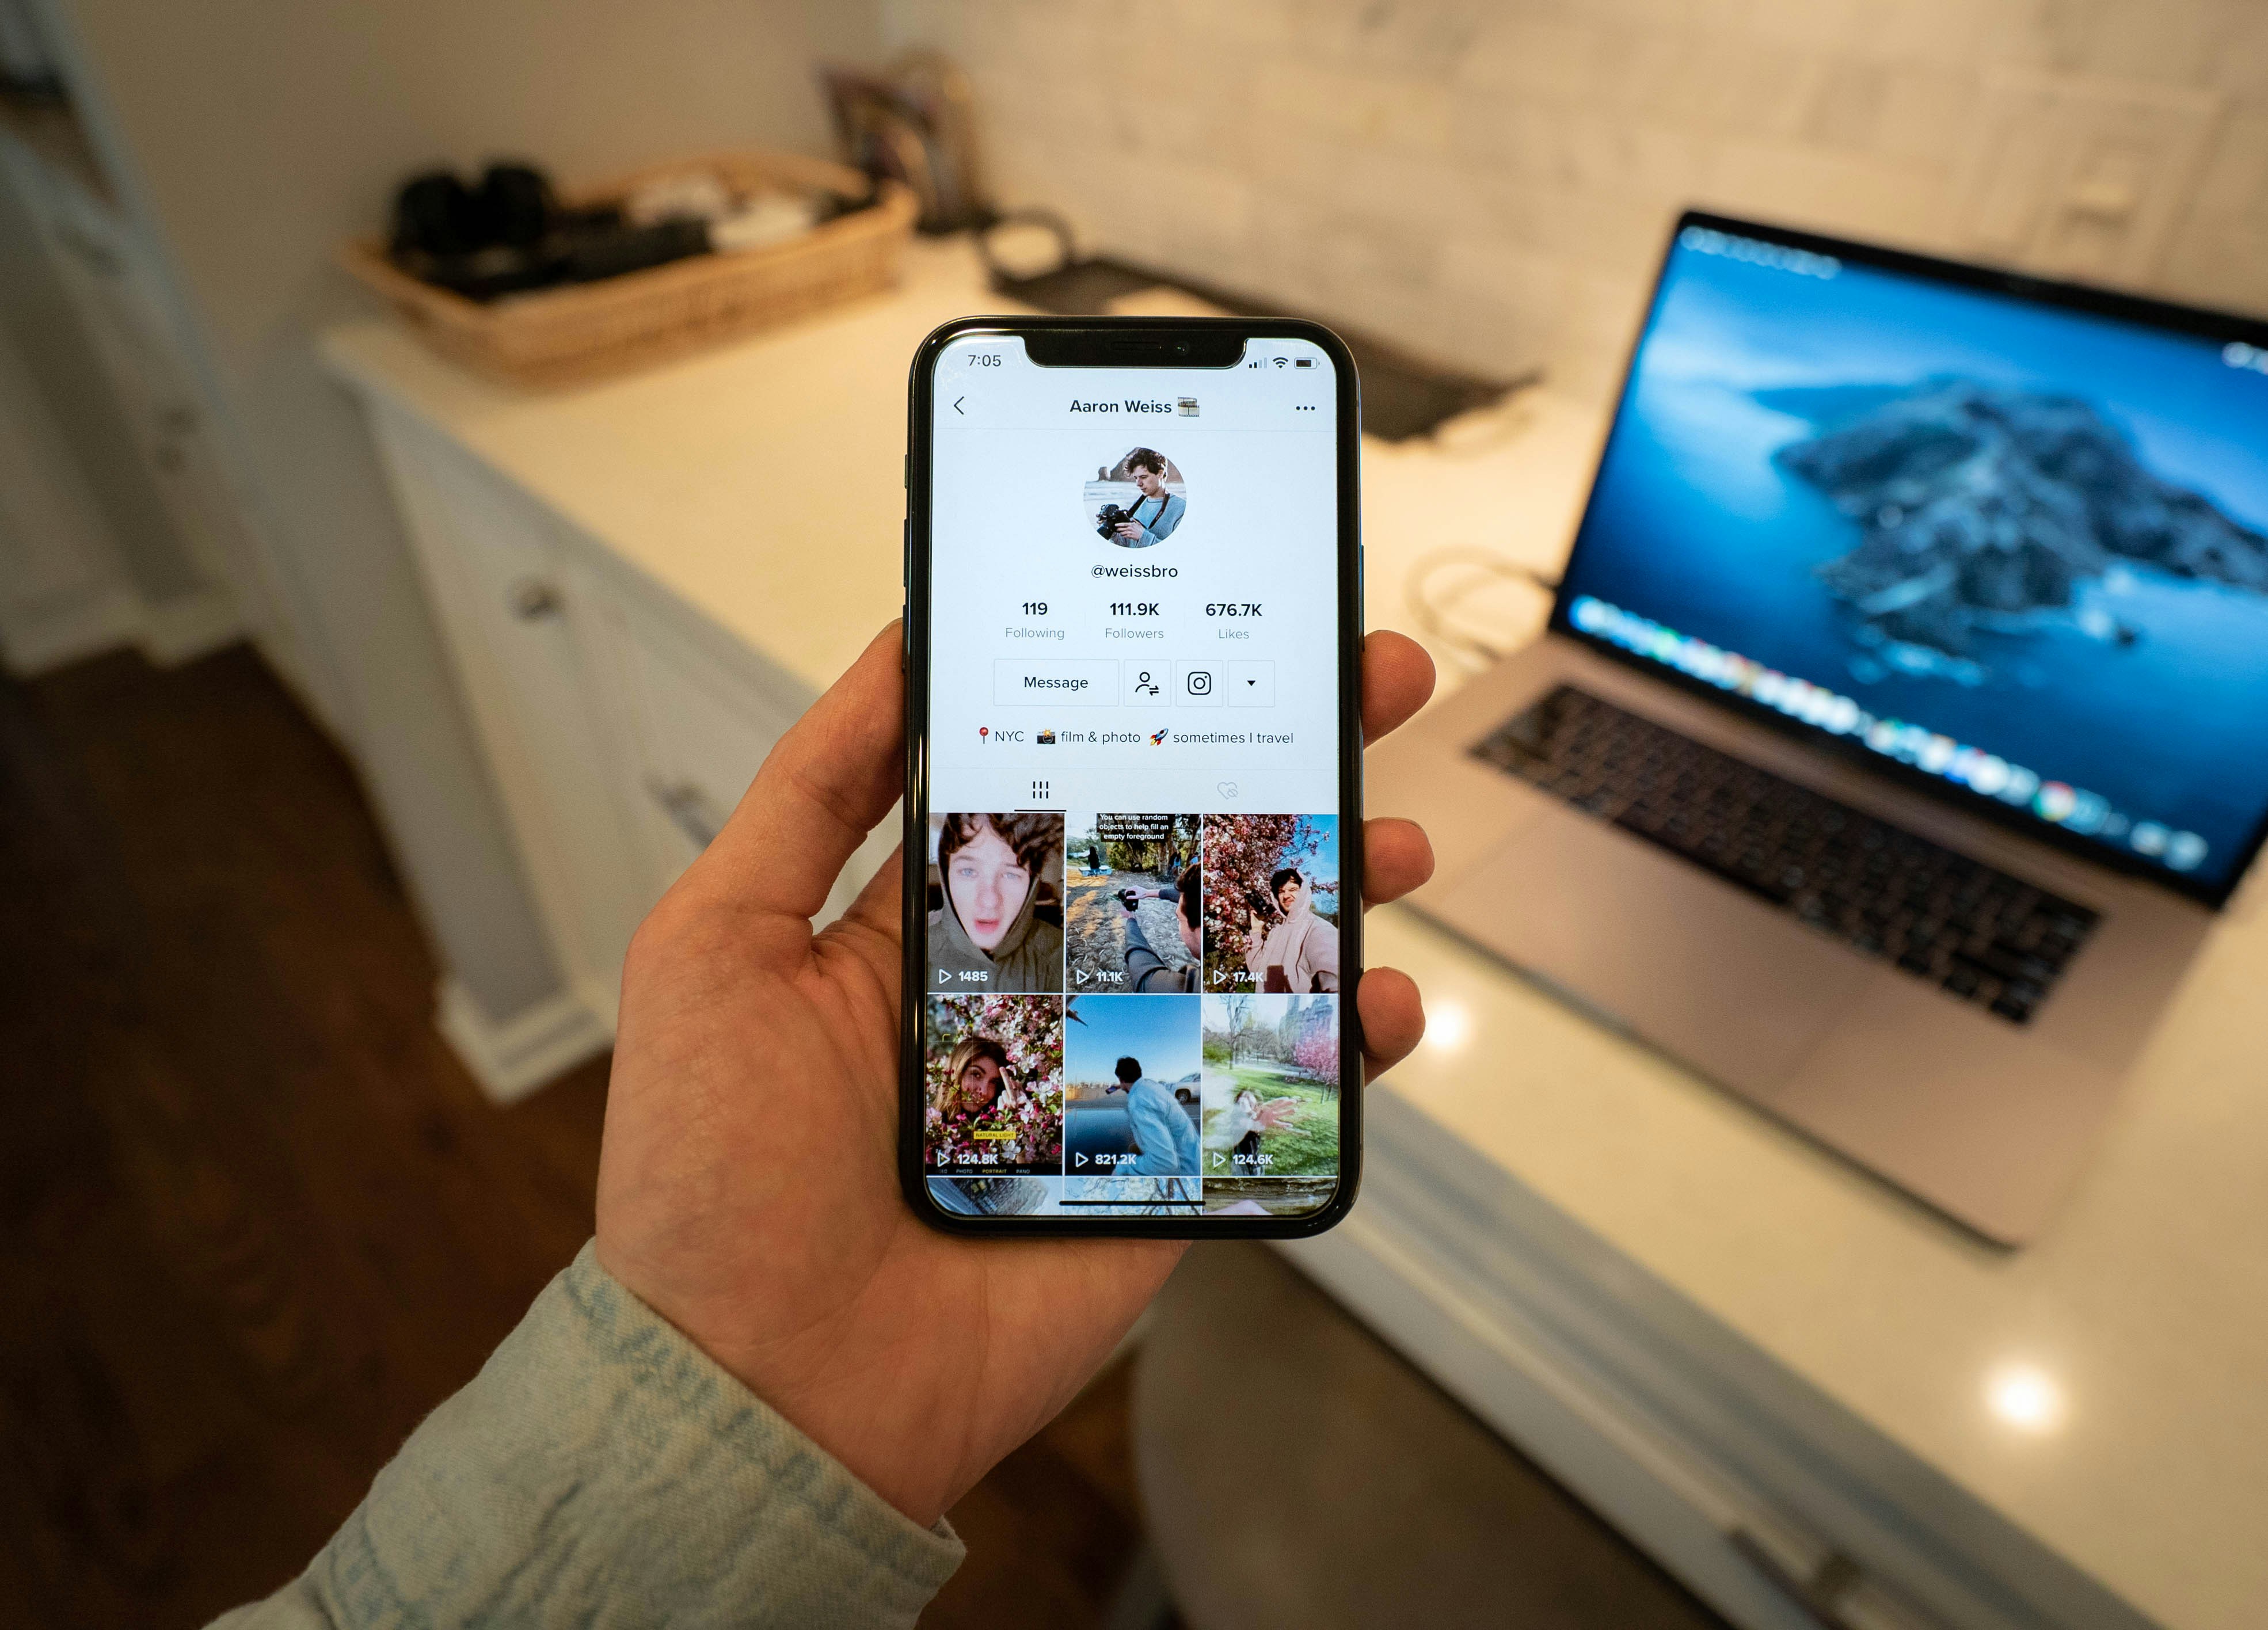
[325,240,2268,1630]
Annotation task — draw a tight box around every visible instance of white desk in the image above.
[325,238,2267,1630]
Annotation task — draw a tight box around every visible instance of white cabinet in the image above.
[0,137,247,664]
[580,579,896,925]
[359,399,890,1095]
[368,408,649,1036]
[594,592,792,888]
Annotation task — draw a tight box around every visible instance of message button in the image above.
[993,660,1120,707]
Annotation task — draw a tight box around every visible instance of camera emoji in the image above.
[1186,670,1213,695]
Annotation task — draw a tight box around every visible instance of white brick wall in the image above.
[882,0,2268,401]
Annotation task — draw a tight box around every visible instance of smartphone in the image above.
[899,317,1364,1237]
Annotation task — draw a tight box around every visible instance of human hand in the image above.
[594,624,1437,1527]
[1254,1096,1300,1132]
[1114,521,1144,541]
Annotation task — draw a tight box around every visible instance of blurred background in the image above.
[3,2,2263,1627]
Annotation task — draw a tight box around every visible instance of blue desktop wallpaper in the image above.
[1559,235,2268,890]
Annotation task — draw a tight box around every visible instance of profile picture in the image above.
[1062,994,1204,1178]
[1201,993,1341,1180]
[1083,447,1188,548]
[926,812,1064,994]
[1201,814,1341,993]
[923,996,1064,1175]
[1065,812,1202,992]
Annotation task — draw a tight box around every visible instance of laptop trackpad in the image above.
[1424,808,1873,1090]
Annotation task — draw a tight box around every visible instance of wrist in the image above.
[594,1238,949,1526]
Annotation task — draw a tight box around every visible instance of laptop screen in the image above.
[1554,215,2268,903]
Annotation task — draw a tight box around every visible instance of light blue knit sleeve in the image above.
[1136,492,1185,545]
[212,1241,964,1629]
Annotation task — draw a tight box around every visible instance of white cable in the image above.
[1405,545,1559,671]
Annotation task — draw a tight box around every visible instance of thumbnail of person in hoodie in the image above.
[927,812,1064,993]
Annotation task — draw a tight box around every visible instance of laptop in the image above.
[1372,211,2268,1244]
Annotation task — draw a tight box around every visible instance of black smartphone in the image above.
[899,316,1364,1237]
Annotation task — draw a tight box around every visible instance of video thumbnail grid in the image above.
[920,810,1344,1218]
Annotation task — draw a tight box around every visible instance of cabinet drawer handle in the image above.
[645,776,723,850]
[1728,1529,1867,1630]
[508,577,561,620]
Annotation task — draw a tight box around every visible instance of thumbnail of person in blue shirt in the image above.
[1110,448,1185,546]
[1112,1053,1199,1175]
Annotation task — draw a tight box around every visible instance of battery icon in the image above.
[1293,357,1314,368]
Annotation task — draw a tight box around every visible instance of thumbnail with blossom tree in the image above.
[1200,993,1341,1178]
[1200,814,1340,993]
[923,995,1064,1174]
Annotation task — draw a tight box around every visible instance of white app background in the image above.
[927,335,1342,815]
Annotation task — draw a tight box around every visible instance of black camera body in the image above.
[1117,889,1141,910]
[1095,503,1133,539]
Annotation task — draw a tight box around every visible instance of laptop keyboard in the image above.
[1470,686,2100,1025]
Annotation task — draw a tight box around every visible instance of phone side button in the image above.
[902,519,910,589]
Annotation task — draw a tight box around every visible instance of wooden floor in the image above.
[0,643,1713,1630]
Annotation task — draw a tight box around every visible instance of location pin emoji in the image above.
[979,726,989,741]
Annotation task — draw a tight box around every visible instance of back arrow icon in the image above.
[954,396,966,414]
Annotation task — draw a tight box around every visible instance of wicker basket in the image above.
[340,150,918,388]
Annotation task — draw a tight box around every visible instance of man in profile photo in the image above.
[1110,448,1185,546]
[1240,866,1340,993]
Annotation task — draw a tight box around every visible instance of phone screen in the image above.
[909,327,1356,1227]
